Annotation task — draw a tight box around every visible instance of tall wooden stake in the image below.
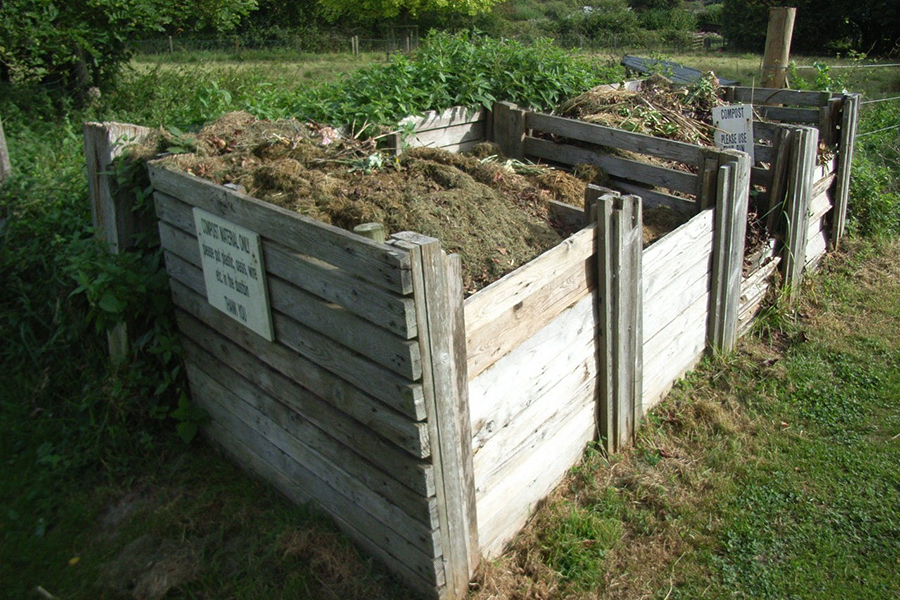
[761,7,797,88]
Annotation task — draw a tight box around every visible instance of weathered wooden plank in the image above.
[183,340,436,525]
[493,102,526,160]
[198,397,445,593]
[643,252,711,340]
[751,165,774,188]
[476,402,595,558]
[405,121,486,150]
[469,293,595,454]
[464,224,595,379]
[728,87,831,107]
[525,137,699,195]
[812,173,836,199]
[805,222,828,269]
[159,223,421,379]
[187,361,439,545]
[808,189,832,223]
[642,209,715,279]
[525,111,704,166]
[738,257,780,337]
[148,162,413,294]
[754,144,776,164]
[163,241,425,414]
[782,127,819,291]
[753,121,779,142]
[596,189,643,452]
[171,288,434,476]
[547,200,586,230]
[608,179,697,215]
[400,107,486,132]
[156,191,418,338]
[154,191,416,339]
[391,232,479,595]
[756,105,821,123]
[832,94,860,247]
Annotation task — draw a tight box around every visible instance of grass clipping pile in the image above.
[158,112,591,294]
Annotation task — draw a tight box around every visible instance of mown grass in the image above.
[472,238,900,598]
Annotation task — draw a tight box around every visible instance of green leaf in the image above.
[98,292,126,313]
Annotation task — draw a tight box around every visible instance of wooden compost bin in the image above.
[85,85,860,597]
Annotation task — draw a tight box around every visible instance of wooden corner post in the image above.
[708,151,751,353]
[591,186,643,453]
[760,7,797,88]
[491,101,526,160]
[781,126,819,292]
[832,93,860,248]
[83,122,153,362]
[389,232,478,599]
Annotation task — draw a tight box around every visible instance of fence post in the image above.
[83,121,153,362]
[781,126,819,292]
[0,115,10,184]
[832,93,860,248]
[708,151,751,353]
[590,186,643,453]
[389,232,478,599]
[491,102,526,160]
[760,7,796,88]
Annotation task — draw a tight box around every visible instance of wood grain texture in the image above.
[148,162,413,294]
[196,393,446,593]
[391,232,478,597]
[525,137,698,196]
[464,224,595,379]
[399,107,485,131]
[187,360,440,545]
[755,105,820,124]
[738,257,781,336]
[493,102,526,160]
[728,87,831,107]
[405,121,486,150]
[832,94,860,248]
[782,127,819,290]
[155,191,418,339]
[525,111,704,166]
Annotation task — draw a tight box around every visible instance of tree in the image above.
[317,0,502,22]
[0,0,257,93]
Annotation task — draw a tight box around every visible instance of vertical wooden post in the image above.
[168,35,174,54]
[83,121,153,362]
[781,126,819,292]
[491,102,526,160]
[0,115,10,184]
[389,232,478,599]
[760,7,797,88]
[353,222,385,243]
[592,186,643,453]
[708,151,751,353]
[832,93,860,248]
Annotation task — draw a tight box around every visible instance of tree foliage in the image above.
[317,0,502,21]
[721,0,900,55]
[0,0,257,90]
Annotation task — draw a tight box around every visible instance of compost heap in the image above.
[558,73,721,146]
[155,112,684,293]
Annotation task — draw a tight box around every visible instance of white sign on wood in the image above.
[712,104,754,163]
[193,208,274,341]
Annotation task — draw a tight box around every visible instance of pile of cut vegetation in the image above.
[558,73,722,146]
[154,112,594,293]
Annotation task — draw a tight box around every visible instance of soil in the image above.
[153,113,684,294]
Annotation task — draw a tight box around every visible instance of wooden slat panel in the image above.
[754,144,776,163]
[753,121,779,141]
[643,246,712,312]
[171,291,435,483]
[547,200,586,230]
[609,180,697,215]
[162,239,425,417]
[469,294,596,454]
[808,190,833,223]
[642,209,714,281]
[738,257,780,337]
[156,191,417,339]
[756,106,820,124]
[805,222,828,268]
[524,137,699,195]
[406,121,486,150]
[148,163,413,294]
[751,166,773,188]
[643,257,710,347]
[184,340,436,525]
[729,87,831,107]
[464,225,595,379]
[187,360,439,543]
[159,223,421,379]
[812,173,836,198]
[476,402,595,558]
[197,393,445,592]
[526,111,704,166]
[400,107,485,132]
